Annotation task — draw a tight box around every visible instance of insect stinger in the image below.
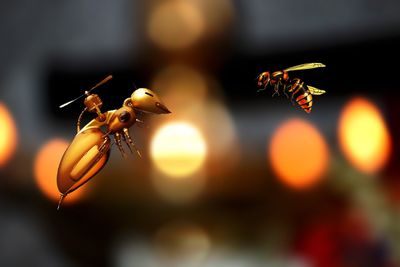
[57,194,66,211]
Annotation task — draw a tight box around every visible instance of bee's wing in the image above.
[308,85,326,95]
[284,63,326,72]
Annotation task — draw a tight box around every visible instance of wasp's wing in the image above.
[284,63,326,72]
[308,85,326,95]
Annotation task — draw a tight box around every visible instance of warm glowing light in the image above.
[339,97,391,174]
[151,65,240,177]
[34,139,85,204]
[147,0,205,50]
[152,171,205,204]
[153,221,211,265]
[0,103,18,167]
[269,118,329,189]
[151,122,207,178]
[151,65,208,112]
[193,0,235,37]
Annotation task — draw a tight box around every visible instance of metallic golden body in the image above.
[257,63,326,113]
[57,128,111,194]
[56,76,170,209]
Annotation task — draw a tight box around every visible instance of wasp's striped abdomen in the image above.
[287,78,313,113]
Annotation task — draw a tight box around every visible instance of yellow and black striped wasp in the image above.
[257,63,326,113]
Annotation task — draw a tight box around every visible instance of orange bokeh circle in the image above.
[0,103,18,167]
[34,139,85,204]
[269,118,329,189]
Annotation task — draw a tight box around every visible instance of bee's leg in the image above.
[123,128,142,158]
[98,136,110,153]
[114,132,126,158]
[120,131,133,154]
[135,119,148,129]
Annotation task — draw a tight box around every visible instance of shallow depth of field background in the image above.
[1,1,400,266]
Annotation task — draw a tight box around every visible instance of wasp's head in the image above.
[257,72,270,89]
[130,88,171,114]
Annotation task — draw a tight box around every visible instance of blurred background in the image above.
[1,0,400,266]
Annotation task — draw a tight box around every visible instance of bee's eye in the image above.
[119,111,131,122]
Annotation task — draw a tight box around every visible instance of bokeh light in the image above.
[151,122,207,178]
[147,0,205,50]
[192,0,235,37]
[269,118,329,189]
[151,65,240,176]
[151,65,208,112]
[338,97,391,174]
[0,103,18,167]
[153,221,211,266]
[34,139,85,204]
[151,171,206,204]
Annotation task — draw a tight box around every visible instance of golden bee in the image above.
[56,75,171,209]
[257,63,326,113]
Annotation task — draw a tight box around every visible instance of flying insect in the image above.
[56,75,171,209]
[257,63,326,113]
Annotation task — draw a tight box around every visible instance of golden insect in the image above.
[257,63,326,113]
[56,75,171,209]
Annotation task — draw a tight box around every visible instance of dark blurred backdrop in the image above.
[0,0,400,266]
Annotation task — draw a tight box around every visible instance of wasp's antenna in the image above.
[59,75,113,108]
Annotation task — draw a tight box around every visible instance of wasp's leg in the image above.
[290,87,299,105]
[257,81,270,92]
[287,88,296,105]
[272,83,281,97]
[290,96,296,105]
[114,132,126,158]
[282,85,290,99]
[123,128,142,158]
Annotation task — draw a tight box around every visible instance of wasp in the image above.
[257,63,326,113]
[56,75,171,209]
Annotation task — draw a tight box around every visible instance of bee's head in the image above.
[130,88,171,114]
[257,72,270,88]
